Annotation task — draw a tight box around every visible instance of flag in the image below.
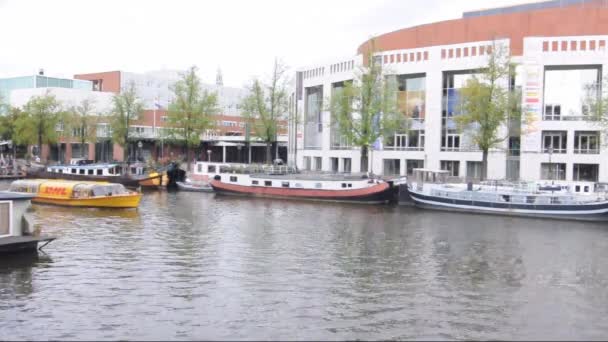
[372,137,383,151]
[154,98,163,110]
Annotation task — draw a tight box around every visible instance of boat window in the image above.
[315,183,322,189]
[208,165,216,173]
[502,195,510,202]
[71,168,76,174]
[0,202,10,236]
[575,185,581,192]
[551,197,560,204]
[220,166,230,173]
[295,183,303,188]
[282,182,290,188]
[348,184,352,188]
[230,176,238,182]
[79,169,85,175]
[88,169,94,175]
[584,186,590,192]
[526,196,536,204]
[197,164,203,173]
[58,169,63,173]
[97,169,102,175]
[131,167,136,174]
[342,183,347,188]
[252,180,259,185]
[265,180,272,186]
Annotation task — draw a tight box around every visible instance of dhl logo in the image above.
[42,186,68,196]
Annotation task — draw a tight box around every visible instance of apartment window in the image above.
[383,159,401,176]
[574,131,599,154]
[440,160,460,177]
[330,157,339,172]
[342,158,351,173]
[303,156,311,170]
[442,132,460,151]
[314,157,322,171]
[540,163,566,180]
[406,160,424,176]
[542,131,567,153]
[387,131,425,150]
[544,104,561,120]
[466,161,482,180]
[573,164,599,182]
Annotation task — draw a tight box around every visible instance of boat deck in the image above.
[0,235,55,253]
[249,172,372,181]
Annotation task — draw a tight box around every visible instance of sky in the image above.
[0,0,533,88]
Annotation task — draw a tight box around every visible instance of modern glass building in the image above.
[0,75,92,100]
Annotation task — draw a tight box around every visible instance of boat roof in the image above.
[413,168,450,173]
[0,191,35,201]
[49,163,120,169]
[12,179,112,186]
[250,172,373,181]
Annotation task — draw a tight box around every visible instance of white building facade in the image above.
[291,0,608,183]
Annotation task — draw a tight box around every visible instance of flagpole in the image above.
[153,97,157,161]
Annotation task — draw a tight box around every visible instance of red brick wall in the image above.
[74,71,121,93]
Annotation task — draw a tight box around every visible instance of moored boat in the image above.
[26,161,163,189]
[0,191,55,254]
[9,179,142,208]
[407,168,608,221]
[201,161,398,204]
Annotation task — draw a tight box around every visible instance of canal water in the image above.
[1,185,608,340]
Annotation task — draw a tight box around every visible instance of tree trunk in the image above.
[186,144,191,172]
[360,146,369,173]
[37,132,42,160]
[481,149,489,181]
[265,143,272,165]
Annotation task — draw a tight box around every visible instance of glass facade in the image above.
[0,75,93,100]
[330,81,351,149]
[543,66,600,120]
[304,85,323,149]
[441,71,480,151]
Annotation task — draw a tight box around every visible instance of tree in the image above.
[241,58,289,164]
[166,66,219,172]
[68,99,98,160]
[0,107,24,159]
[110,81,143,163]
[14,91,62,161]
[454,41,522,180]
[329,42,400,173]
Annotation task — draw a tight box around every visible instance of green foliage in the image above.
[329,40,400,171]
[241,58,289,163]
[110,81,143,149]
[66,99,99,152]
[166,66,219,148]
[0,106,24,142]
[454,42,523,179]
[14,91,63,150]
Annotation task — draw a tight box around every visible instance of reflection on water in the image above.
[1,187,608,340]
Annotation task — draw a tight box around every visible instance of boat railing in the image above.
[218,164,298,175]
[430,188,606,205]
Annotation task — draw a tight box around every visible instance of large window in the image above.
[440,160,460,177]
[330,157,339,172]
[397,74,426,119]
[303,156,311,171]
[466,161,482,180]
[304,86,323,149]
[540,163,566,180]
[542,131,567,154]
[314,157,322,171]
[386,130,425,150]
[543,65,601,121]
[441,71,480,151]
[573,164,599,182]
[330,81,351,149]
[406,160,424,176]
[342,158,352,173]
[383,159,401,176]
[574,131,599,154]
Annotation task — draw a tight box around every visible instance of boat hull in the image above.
[32,193,142,208]
[408,189,608,221]
[210,180,397,204]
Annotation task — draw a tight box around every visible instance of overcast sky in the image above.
[0,0,530,87]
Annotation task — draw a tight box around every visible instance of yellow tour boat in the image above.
[9,179,142,208]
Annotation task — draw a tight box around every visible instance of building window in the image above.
[442,132,460,151]
[386,130,425,150]
[383,159,401,176]
[466,161,482,180]
[540,163,566,180]
[330,157,339,172]
[573,164,599,182]
[440,160,460,177]
[303,156,311,171]
[342,158,351,173]
[314,157,322,171]
[542,131,567,153]
[304,85,323,149]
[406,160,424,176]
[543,66,600,121]
[574,131,599,154]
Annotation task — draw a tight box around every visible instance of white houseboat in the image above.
[407,169,608,221]
[0,192,55,253]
